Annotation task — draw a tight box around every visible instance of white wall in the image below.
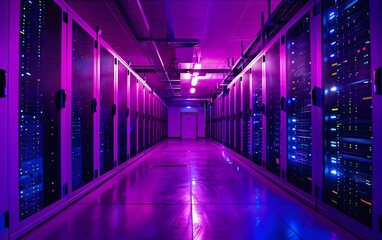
[168,106,205,138]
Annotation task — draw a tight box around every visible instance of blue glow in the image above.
[331,170,337,175]
[330,86,337,92]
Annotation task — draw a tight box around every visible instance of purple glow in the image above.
[190,88,196,93]
[191,77,198,86]
[184,72,191,79]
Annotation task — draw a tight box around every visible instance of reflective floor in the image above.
[21,139,356,240]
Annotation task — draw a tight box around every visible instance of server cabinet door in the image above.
[145,88,149,149]
[99,46,115,175]
[130,77,137,158]
[150,93,154,145]
[117,62,128,165]
[224,95,229,146]
[236,79,242,154]
[16,0,64,221]
[71,20,95,191]
[370,1,382,236]
[286,12,312,194]
[242,71,251,158]
[229,87,235,149]
[137,82,144,152]
[321,0,373,228]
[0,0,9,237]
[252,59,263,166]
[265,40,281,176]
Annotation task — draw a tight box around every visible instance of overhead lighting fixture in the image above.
[187,106,191,109]
[184,72,191,80]
[194,63,201,69]
[190,88,196,94]
[191,76,198,86]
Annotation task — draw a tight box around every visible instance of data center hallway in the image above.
[21,139,356,240]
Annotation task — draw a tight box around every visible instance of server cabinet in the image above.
[286,12,312,194]
[117,61,128,165]
[71,20,95,191]
[265,41,281,176]
[144,88,149,149]
[235,80,242,153]
[221,95,226,145]
[229,87,235,149]
[321,0,373,228]
[224,94,230,146]
[150,93,154,146]
[242,71,251,158]
[219,96,224,143]
[16,0,64,221]
[0,0,9,237]
[206,105,210,138]
[137,82,144,153]
[99,46,115,175]
[252,59,263,166]
[130,77,137,158]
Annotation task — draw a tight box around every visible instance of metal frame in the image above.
[0,0,9,238]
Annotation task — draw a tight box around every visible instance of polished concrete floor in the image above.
[22,139,356,240]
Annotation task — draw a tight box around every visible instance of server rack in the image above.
[137,82,144,153]
[130,77,137,158]
[229,86,235,149]
[285,12,312,194]
[252,59,263,166]
[150,92,154,146]
[265,40,281,177]
[3,0,168,237]
[71,19,95,191]
[99,46,115,176]
[117,61,128,165]
[208,0,382,238]
[144,88,149,149]
[242,71,251,158]
[224,93,230,146]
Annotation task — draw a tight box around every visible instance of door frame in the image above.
[180,112,198,139]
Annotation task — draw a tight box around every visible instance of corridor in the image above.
[21,139,356,240]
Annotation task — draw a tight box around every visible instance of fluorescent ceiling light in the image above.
[184,72,191,80]
[191,76,198,86]
[190,88,196,94]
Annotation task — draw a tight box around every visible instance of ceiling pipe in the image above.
[114,0,174,95]
[131,66,230,74]
[212,0,309,99]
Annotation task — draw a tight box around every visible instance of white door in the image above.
[181,113,197,139]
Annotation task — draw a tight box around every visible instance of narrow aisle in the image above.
[21,139,356,240]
